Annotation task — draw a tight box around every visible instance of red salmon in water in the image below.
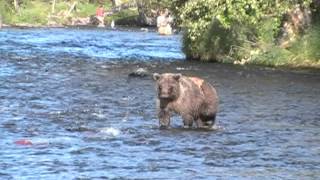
[15,139,33,146]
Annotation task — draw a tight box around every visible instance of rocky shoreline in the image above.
[0,24,162,39]
[0,22,158,31]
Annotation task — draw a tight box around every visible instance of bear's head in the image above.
[153,73,181,100]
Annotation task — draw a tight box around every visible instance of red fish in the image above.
[15,139,33,146]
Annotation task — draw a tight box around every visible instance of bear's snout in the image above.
[158,86,174,99]
[159,90,171,99]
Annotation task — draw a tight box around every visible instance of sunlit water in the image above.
[0,28,319,179]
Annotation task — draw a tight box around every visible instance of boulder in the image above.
[277,5,311,48]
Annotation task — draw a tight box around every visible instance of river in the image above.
[0,28,319,179]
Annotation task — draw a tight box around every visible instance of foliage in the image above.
[107,8,138,23]
[74,2,97,17]
[0,0,13,22]
[177,0,315,67]
[10,1,50,25]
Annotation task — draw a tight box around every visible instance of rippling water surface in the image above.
[0,28,319,179]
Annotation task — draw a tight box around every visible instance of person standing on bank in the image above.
[0,14,2,29]
[157,9,172,35]
[96,5,105,27]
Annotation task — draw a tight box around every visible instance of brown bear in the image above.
[153,73,218,129]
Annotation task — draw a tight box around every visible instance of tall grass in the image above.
[0,0,14,23]
[288,23,320,67]
[10,1,50,25]
[250,22,320,68]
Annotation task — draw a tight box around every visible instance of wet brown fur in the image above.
[153,73,218,128]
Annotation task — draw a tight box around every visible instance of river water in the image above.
[0,28,319,179]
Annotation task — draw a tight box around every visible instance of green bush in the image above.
[178,0,318,68]
[183,19,255,61]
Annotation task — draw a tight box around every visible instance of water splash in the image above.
[99,127,121,137]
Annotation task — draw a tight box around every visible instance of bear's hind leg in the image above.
[199,114,216,129]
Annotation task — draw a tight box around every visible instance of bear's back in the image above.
[182,76,218,107]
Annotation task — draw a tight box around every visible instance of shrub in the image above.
[178,0,314,67]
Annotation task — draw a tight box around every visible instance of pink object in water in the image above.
[15,139,33,146]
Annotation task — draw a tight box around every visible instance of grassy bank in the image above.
[0,0,138,26]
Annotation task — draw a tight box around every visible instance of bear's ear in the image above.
[173,73,182,81]
[153,73,161,81]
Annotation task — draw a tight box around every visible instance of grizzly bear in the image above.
[153,73,218,129]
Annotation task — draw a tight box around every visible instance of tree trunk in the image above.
[113,0,122,7]
[52,0,56,14]
[13,0,19,12]
[66,1,77,17]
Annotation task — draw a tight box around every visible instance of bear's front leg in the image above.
[158,110,171,129]
[182,114,194,128]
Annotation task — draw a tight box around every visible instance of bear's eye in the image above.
[158,86,162,91]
